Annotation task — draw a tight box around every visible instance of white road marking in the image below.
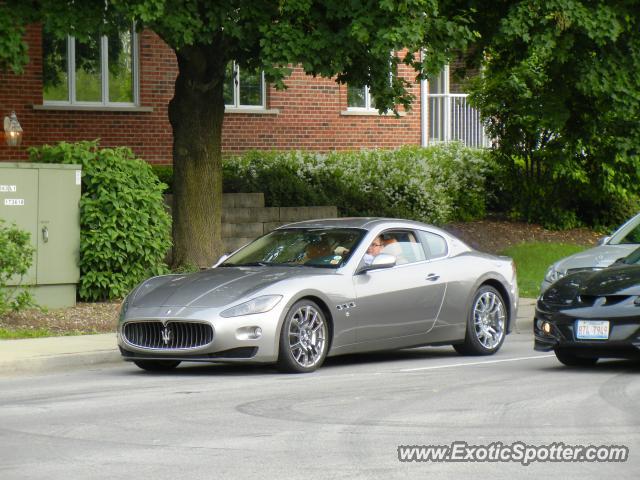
[399,354,556,372]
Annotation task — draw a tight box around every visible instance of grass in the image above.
[0,327,55,340]
[500,242,588,298]
[0,327,94,340]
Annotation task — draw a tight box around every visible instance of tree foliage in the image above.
[455,0,640,227]
[2,0,477,266]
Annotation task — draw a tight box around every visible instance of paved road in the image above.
[0,328,638,479]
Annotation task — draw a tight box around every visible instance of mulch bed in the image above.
[444,219,602,254]
[0,301,120,336]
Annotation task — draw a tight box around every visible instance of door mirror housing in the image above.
[357,253,396,274]
[598,236,611,246]
[212,254,229,268]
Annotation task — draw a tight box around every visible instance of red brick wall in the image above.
[1,26,422,165]
[223,62,421,152]
[0,25,42,162]
[0,26,175,164]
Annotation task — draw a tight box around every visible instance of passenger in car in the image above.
[382,237,408,264]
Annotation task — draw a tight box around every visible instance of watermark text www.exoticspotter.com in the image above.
[397,441,629,466]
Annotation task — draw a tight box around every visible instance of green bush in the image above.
[485,151,639,231]
[30,141,172,301]
[0,220,35,314]
[152,164,174,194]
[222,144,491,224]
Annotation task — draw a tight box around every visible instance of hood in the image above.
[554,244,637,272]
[576,265,640,296]
[130,267,332,308]
[541,265,640,307]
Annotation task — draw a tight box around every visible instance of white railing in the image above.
[428,94,491,148]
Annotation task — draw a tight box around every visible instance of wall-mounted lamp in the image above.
[4,111,23,146]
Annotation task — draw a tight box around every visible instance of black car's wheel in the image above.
[554,348,599,367]
[454,285,507,356]
[277,300,329,373]
[133,360,181,372]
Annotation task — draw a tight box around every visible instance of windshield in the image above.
[609,214,640,245]
[220,228,366,268]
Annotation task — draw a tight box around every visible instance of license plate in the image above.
[575,320,610,340]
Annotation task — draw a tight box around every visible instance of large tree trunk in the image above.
[168,44,226,268]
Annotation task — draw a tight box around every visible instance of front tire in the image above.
[454,285,507,356]
[133,360,181,372]
[277,300,329,373]
[554,348,598,367]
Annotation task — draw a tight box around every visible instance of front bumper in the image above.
[117,306,283,364]
[533,304,640,358]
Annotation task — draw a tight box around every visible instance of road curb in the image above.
[0,333,120,377]
[0,351,121,376]
[514,298,535,334]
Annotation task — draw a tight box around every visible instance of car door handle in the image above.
[426,273,439,281]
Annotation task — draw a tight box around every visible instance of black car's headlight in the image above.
[220,295,283,318]
[544,265,565,283]
[540,276,583,307]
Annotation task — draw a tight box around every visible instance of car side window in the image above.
[417,230,448,259]
[379,230,427,265]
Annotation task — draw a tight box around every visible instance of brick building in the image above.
[1,25,484,165]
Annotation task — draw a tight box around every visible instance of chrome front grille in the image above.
[122,321,214,350]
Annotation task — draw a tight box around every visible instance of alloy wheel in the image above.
[287,304,328,368]
[472,290,506,350]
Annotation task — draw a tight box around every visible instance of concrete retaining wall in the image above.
[165,193,338,252]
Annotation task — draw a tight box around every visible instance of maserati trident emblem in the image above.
[161,326,172,345]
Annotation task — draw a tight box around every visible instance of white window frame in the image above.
[427,64,450,142]
[225,62,266,110]
[347,85,377,112]
[43,28,139,107]
[425,64,490,148]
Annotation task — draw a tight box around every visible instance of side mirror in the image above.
[212,254,229,268]
[598,236,611,246]
[357,253,396,274]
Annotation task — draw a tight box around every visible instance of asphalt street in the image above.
[0,327,638,479]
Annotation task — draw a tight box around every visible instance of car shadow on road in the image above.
[121,346,461,377]
[537,358,640,374]
[323,345,459,369]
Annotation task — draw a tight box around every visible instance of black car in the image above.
[534,248,640,366]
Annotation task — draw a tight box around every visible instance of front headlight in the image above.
[220,295,283,318]
[544,265,565,283]
[118,294,131,322]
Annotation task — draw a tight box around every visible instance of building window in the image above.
[427,65,489,148]
[42,27,138,106]
[224,62,265,109]
[347,85,376,111]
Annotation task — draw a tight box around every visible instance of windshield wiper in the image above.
[227,262,273,267]
[219,261,308,268]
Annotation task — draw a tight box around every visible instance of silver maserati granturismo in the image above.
[118,218,519,373]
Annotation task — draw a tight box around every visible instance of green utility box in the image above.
[0,162,81,308]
